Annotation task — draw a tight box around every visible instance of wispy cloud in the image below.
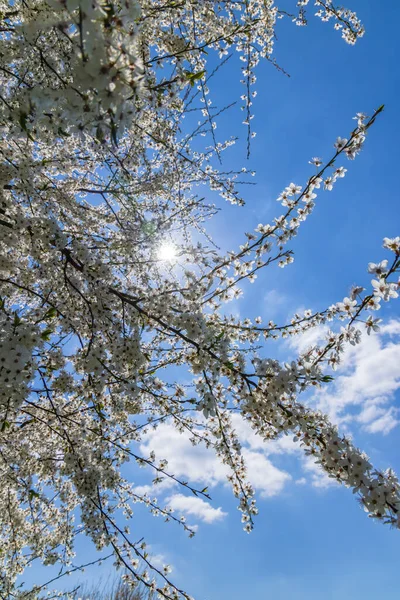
[166,494,227,524]
[138,420,291,510]
[139,423,228,487]
[288,319,400,434]
[135,321,400,515]
[263,289,288,319]
[301,455,339,489]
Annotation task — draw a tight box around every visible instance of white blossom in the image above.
[0,2,396,599]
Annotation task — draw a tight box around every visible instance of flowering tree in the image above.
[0,0,399,598]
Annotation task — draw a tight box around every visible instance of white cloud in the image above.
[263,289,288,318]
[166,494,227,524]
[229,413,266,451]
[314,322,400,433]
[301,456,339,489]
[362,407,399,435]
[288,320,400,435]
[295,477,307,485]
[281,319,400,484]
[135,320,400,508]
[133,478,176,497]
[139,423,228,487]
[242,448,291,497]
[133,484,154,496]
[264,435,301,456]
[287,323,328,355]
[150,552,170,571]
[138,419,291,501]
[230,413,300,456]
[230,413,338,491]
[144,546,174,573]
[381,319,400,336]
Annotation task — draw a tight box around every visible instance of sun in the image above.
[157,242,177,262]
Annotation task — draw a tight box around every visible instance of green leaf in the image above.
[184,70,206,87]
[1,421,10,432]
[0,218,13,229]
[110,121,119,147]
[57,127,70,138]
[28,489,40,500]
[19,112,35,141]
[96,125,105,143]
[142,221,157,236]
[95,404,106,420]
[45,307,57,319]
[41,329,53,341]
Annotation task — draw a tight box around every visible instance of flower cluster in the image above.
[0,1,396,600]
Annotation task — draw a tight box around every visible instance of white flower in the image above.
[365,296,381,311]
[328,353,340,370]
[333,166,347,179]
[302,190,317,203]
[310,176,323,189]
[372,279,399,301]
[372,279,386,297]
[383,236,400,254]
[353,112,367,125]
[368,260,388,276]
[334,137,348,151]
[350,285,364,300]
[286,183,302,196]
[337,297,357,314]
[365,316,381,335]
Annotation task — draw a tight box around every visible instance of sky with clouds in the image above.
[24,1,400,598]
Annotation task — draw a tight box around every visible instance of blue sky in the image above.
[25,2,400,598]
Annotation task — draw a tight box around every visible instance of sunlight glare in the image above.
[157,242,177,262]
